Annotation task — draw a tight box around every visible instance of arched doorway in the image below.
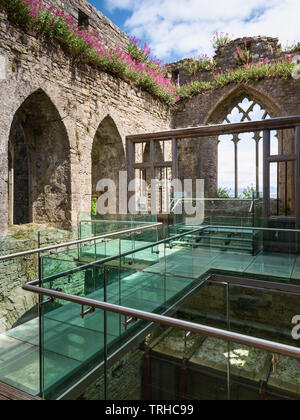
[8,89,71,226]
[91,116,125,212]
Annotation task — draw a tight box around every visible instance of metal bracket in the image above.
[39,297,55,307]
[272,353,282,374]
[123,316,137,331]
[184,331,195,349]
[80,305,95,319]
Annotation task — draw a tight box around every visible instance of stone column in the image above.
[232,134,240,198]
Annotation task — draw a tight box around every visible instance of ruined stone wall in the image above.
[183,282,299,344]
[0,5,171,331]
[170,37,300,197]
[79,346,145,401]
[0,227,78,333]
[173,72,300,197]
[0,8,171,235]
[170,37,296,86]
[0,235,38,332]
[42,0,129,52]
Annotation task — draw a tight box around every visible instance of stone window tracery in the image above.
[218,97,278,198]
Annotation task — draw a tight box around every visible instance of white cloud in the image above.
[105,0,300,61]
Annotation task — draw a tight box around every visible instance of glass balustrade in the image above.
[1,217,300,400]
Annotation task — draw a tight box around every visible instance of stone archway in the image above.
[203,85,283,198]
[91,115,125,212]
[8,89,72,226]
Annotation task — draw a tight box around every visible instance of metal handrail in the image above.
[207,224,300,233]
[29,226,209,286]
[22,280,300,360]
[79,220,158,224]
[2,218,299,263]
[0,223,162,262]
[5,220,300,284]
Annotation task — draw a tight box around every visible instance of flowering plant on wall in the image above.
[128,36,164,70]
[1,0,177,104]
[213,56,294,87]
[0,0,298,104]
[234,41,253,66]
[217,187,232,198]
[211,32,233,50]
[183,55,216,77]
[240,185,255,199]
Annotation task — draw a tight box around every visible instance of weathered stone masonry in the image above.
[0,3,171,236]
[0,0,171,330]
[171,37,300,196]
[1,3,300,232]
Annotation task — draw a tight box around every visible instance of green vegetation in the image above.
[216,187,231,198]
[183,55,216,77]
[0,0,297,105]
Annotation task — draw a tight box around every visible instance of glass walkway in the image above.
[1,218,300,399]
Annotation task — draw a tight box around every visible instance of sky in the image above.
[90,0,300,63]
[89,0,294,194]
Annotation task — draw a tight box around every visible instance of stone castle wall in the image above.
[174,79,300,195]
[1,5,300,230]
[42,0,129,51]
[172,36,300,196]
[0,6,171,236]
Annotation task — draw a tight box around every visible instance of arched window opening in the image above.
[218,97,272,198]
[8,90,71,226]
[9,122,30,224]
[92,116,125,213]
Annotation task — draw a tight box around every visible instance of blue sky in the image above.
[89,1,131,32]
[89,0,300,63]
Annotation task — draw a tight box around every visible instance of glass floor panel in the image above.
[145,248,219,278]
[244,252,296,279]
[2,227,300,398]
[145,247,300,282]
[80,240,164,262]
[0,269,201,398]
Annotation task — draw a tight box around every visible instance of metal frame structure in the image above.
[126,115,300,218]
[23,275,300,360]
[20,220,300,361]
[0,222,162,262]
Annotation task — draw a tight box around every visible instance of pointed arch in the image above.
[8,88,71,225]
[204,85,283,198]
[91,115,126,211]
[206,85,282,125]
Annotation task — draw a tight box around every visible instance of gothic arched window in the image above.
[218,97,278,198]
